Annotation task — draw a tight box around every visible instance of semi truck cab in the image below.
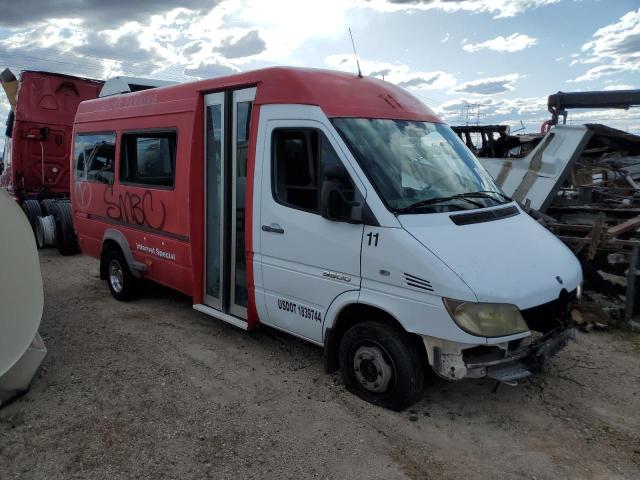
[72,68,582,410]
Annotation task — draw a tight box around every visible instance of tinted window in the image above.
[120,131,176,187]
[272,129,347,213]
[74,132,116,184]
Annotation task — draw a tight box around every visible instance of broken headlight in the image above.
[443,298,529,337]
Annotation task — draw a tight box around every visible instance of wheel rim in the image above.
[353,342,395,393]
[109,259,124,293]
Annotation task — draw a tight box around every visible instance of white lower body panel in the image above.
[193,304,248,331]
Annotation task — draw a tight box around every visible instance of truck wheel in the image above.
[52,201,78,256]
[339,321,425,411]
[35,215,57,248]
[21,199,42,235]
[40,198,57,216]
[103,247,138,301]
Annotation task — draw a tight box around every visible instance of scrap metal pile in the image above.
[471,89,640,326]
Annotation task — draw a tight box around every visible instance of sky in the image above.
[0,0,638,150]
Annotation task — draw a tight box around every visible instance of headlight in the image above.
[443,298,529,337]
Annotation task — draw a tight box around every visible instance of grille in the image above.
[520,289,577,333]
[404,273,434,292]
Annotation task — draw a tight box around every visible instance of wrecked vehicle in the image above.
[452,124,543,159]
[479,89,640,325]
[71,67,582,410]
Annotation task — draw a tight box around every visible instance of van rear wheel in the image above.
[104,247,138,301]
[339,321,424,411]
[52,201,78,256]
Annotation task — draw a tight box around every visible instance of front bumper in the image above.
[425,327,574,383]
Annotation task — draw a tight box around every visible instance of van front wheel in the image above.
[339,321,424,411]
[104,248,138,301]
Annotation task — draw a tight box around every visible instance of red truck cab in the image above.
[1,70,103,252]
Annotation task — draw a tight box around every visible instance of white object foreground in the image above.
[0,189,47,406]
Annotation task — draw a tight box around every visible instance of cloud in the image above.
[572,64,629,83]
[365,0,560,18]
[368,68,392,77]
[573,8,640,82]
[324,53,457,91]
[603,83,637,91]
[215,30,266,59]
[454,73,521,95]
[397,75,441,88]
[0,0,218,29]
[184,61,237,78]
[583,8,640,58]
[75,32,163,66]
[0,32,106,80]
[462,33,537,53]
[436,95,547,130]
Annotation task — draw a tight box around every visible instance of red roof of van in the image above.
[76,67,442,123]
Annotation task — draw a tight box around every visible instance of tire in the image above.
[339,321,425,411]
[52,201,78,256]
[40,198,57,217]
[35,215,57,248]
[103,246,138,301]
[21,199,42,236]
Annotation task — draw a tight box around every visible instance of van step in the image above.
[487,364,531,383]
[193,304,248,330]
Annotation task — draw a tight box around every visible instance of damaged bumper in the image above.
[424,327,575,383]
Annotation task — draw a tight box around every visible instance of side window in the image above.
[272,128,351,213]
[120,131,176,188]
[74,132,116,184]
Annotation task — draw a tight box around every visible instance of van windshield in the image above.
[332,118,508,213]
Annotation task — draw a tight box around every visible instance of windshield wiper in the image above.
[395,195,483,214]
[454,190,512,204]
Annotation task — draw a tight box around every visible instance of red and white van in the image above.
[72,67,582,409]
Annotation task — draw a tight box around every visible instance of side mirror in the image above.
[320,164,362,223]
[324,163,349,182]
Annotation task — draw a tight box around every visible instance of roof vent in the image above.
[99,76,177,97]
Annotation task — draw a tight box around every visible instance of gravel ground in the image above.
[1,249,640,479]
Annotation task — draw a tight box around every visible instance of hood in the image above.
[397,204,582,310]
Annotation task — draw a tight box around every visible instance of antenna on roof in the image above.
[348,28,363,78]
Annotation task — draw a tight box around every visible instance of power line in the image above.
[0,48,193,82]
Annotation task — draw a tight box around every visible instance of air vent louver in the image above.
[450,205,519,226]
[404,273,434,292]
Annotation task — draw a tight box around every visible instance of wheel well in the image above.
[100,239,121,280]
[323,303,427,374]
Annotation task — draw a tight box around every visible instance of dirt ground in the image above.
[1,250,639,479]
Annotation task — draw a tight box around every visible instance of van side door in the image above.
[259,119,365,344]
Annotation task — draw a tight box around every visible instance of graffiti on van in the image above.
[74,181,93,211]
[104,186,167,230]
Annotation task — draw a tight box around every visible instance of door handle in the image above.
[262,224,284,234]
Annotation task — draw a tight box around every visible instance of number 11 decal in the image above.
[366,232,379,247]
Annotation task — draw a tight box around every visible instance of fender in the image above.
[101,228,148,278]
[321,290,360,373]
[321,289,361,343]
